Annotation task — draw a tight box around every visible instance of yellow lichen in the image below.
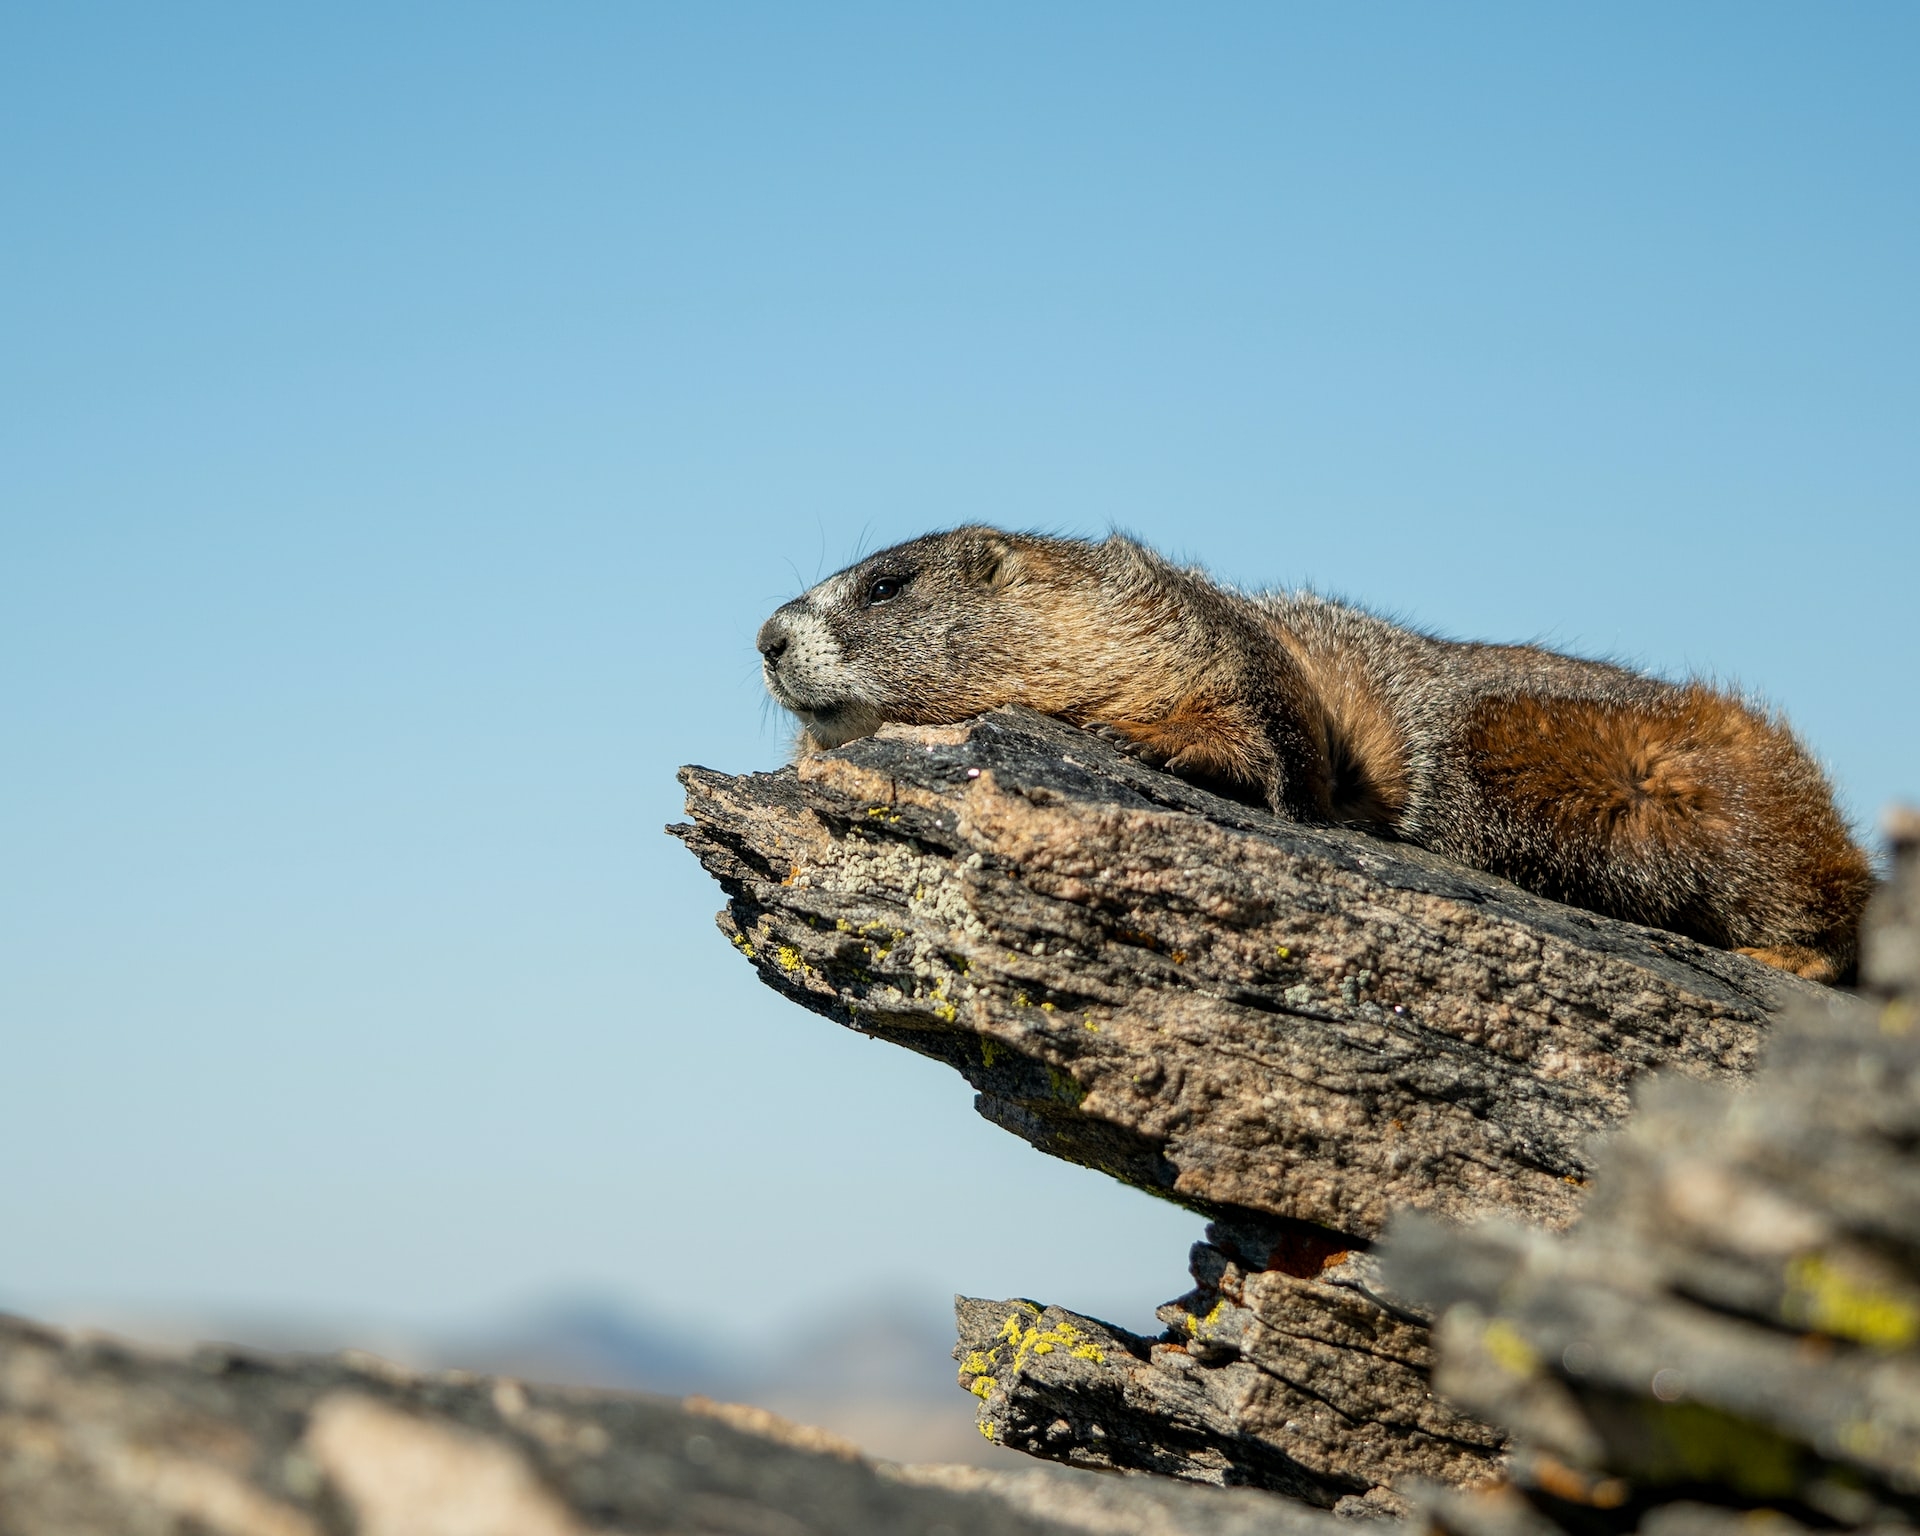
[1836,1416,1884,1460]
[993,1311,1106,1370]
[1480,1319,1539,1376]
[1783,1253,1920,1349]
[775,945,804,973]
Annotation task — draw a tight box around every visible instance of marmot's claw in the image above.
[1085,721,1170,767]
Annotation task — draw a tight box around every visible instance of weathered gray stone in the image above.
[1382,817,1920,1534]
[0,1314,1346,1536]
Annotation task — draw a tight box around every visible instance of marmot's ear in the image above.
[966,532,1021,590]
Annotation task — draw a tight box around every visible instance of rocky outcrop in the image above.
[8,711,1896,1531]
[671,707,1832,1508]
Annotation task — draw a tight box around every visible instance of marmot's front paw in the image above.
[1085,721,1174,769]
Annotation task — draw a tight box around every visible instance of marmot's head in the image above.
[757,526,1119,748]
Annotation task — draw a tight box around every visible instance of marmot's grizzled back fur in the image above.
[756,526,1874,982]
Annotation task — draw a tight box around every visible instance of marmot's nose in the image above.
[756,615,790,665]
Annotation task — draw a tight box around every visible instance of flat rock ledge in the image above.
[673,708,1829,1508]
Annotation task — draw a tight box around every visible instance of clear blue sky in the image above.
[4,5,1916,1342]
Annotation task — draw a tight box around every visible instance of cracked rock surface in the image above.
[674,708,1814,1240]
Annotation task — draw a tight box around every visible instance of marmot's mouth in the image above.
[763,669,840,715]
[796,702,886,749]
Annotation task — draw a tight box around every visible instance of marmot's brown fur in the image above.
[756,527,1874,983]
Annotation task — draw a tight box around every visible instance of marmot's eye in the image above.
[866,576,905,605]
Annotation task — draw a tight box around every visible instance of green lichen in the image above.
[1047,1067,1086,1108]
[1633,1400,1802,1498]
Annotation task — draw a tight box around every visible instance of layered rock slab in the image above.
[674,708,1824,1504]
[673,708,1815,1238]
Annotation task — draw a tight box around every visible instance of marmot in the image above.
[756,526,1874,983]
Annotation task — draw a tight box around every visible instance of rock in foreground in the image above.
[0,1313,1344,1535]
[1386,810,1920,1535]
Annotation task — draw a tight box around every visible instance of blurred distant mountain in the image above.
[434,1291,960,1400]
[432,1293,749,1397]
[429,1291,1005,1466]
[22,1289,1016,1468]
